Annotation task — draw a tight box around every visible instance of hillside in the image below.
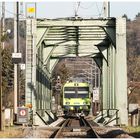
[126,16,140,104]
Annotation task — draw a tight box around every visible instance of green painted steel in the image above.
[115,18,128,125]
[25,19,37,124]
[25,18,128,125]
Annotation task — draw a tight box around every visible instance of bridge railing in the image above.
[94,109,119,126]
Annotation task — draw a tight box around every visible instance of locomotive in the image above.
[62,81,91,115]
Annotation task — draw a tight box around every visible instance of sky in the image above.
[2,1,140,20]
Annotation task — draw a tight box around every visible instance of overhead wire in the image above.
[96,2,104,17]
[78,2,105,18]
[0,5,16,16]
[0,4,26,19]
[1,2,105,21]
[79,3,95,10]
[95,2,102,17]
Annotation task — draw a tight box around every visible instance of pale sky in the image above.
[36,2,140,19]
[2,1,140,20]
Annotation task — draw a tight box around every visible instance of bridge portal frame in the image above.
[25,17,128,125]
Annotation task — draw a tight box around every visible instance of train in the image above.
[62,81,91,115]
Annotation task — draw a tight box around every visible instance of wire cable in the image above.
[75,2,81,17]
[78,2,104,18]
[0,4,26,19]
[79,3,95,10]
[99,3,104,17]
[95,2,102,17]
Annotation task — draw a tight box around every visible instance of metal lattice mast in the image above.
[25,3,37,125]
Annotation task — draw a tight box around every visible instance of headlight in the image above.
[70,107,74,110]
[65,102,70,105]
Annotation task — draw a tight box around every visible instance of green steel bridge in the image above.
[25,17,128,126]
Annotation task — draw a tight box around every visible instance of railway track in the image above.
[50,116,100,138]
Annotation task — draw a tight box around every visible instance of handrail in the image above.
[102,109,119,125]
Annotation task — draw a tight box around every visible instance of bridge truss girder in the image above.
[25,18,128,125]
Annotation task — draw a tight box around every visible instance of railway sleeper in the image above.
[62,130,99,138]
[62,132,88,137]
[63,126,91,132]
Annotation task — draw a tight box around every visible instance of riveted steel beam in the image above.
[36,28,50,49]
[96,46,108,63]
[37,18,115,27]
[93,57,102,70]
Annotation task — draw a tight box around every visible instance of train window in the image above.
[64,87,75,91]
[64,91,75,94]
[77,91,88,94]
[64,87,89,91]
[77,87,89,91]
[64,93,76,98]
[78,94,88,98]
[64,87,89,99]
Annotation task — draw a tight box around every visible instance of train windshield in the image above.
[64,93,76,98]
[77,87,89,91]
[64,86,89,98]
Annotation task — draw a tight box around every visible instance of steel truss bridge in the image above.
[25,17,128,125]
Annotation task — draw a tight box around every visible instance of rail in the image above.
[54,119,70,138]
[50,116,100,138]
[82,117,100,138]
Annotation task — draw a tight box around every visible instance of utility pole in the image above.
[0,2,5,131]
[16,2,20,108]
[14,2,19,118]
[2,2,5,49]
[0,3,2,131]
[103,1,110,18]
[0,16,2,131]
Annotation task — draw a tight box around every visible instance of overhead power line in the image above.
[0,4,26,19]
[95,2,102,17]
[75,2,105,18]
[79,3,95,9]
